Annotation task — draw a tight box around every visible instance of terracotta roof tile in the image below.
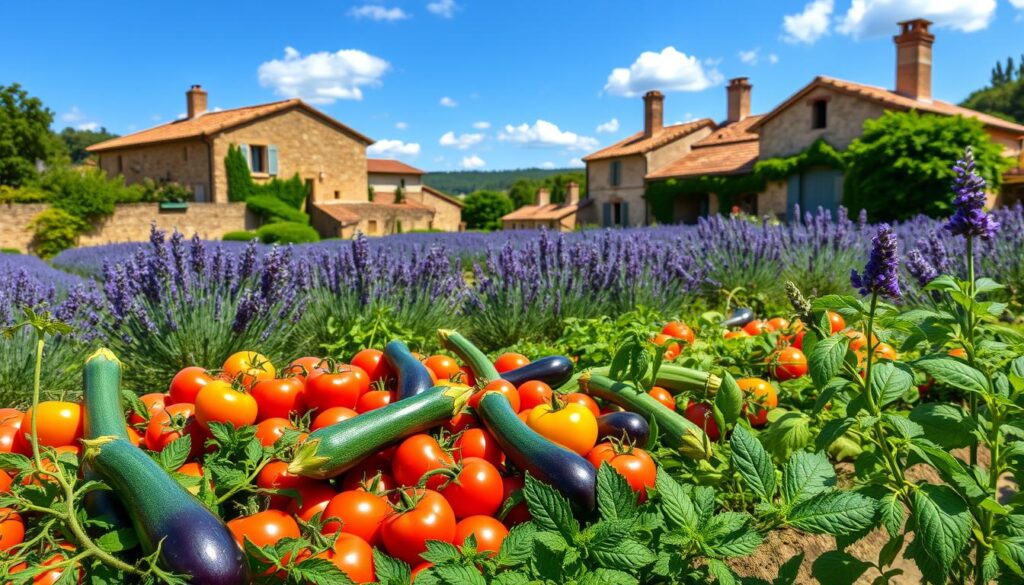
[314,203,361,224]
[367,159,425,175]
[646,140,759,180]
[422,185,464,208]
[501,198,592,221]
[313,201,435,225]
[87,99,373,152]
[693,115,764,146]
[582,119,715,162]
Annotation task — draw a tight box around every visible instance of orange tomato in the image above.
[423,355,461,381]
[661,321,695,345]
[724,330,750,339]
[494,353,529,374]
[648,387,676,411]
[516,381,552,412]
[351,349,391,384]
[737,378,777,427]
[194,380,258,429]
[254,417,296,446]
[766,317,791,332]
[454,515,508,555]
[948,347,968,359]
[874,343,898,361]
[526,402,598,455]
[316,533,375,583]
[0,507,24,551]
[827,311,846,333]
[0,408,23,427]
[845,330,877,352]
[168,367,214,405]
[21,401,83,448]
[650,334,680,360]
[468,379,520,412]
[743,320,773,336]
[222,351,275,388]
[768,347,808,381]
[559,393,600,418]
[311,407,359,431]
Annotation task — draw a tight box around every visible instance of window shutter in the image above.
[620,202,630,226]
[602,202,612,227]
[267,145,279,176]
[239,144,251,170]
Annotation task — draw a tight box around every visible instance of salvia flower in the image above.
[945,146,999,240]
[851,224,902,300]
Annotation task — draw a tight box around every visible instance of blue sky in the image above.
[6,0,1023,171]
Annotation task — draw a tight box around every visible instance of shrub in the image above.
[0,184,49,203]
[29,208,88,258]
[39,166,120,222]
[247,194,310,224]
[463,190,514,231]
[258,173,307,209]
[226,144,253,202]
[256,221,320,244]
[223,230,259,242]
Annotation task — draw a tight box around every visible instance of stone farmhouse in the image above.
[87,86,462,238]
[500,182,590,231]
[581,19,1024,226]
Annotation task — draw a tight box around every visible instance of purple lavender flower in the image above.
[905,249,938,287]
[945,146,999,240]
[851,224,902,299]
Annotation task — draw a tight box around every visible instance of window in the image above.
[116,155,123,173]
[367,220,378,234]
[183,146,188,161]
[249,145,267,173]
[334,190,340,200]
[610,160,622,187]
[400,178,406,188]
[611,202,622,225]
[811,100,827,129]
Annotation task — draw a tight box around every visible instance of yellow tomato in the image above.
[222,351,275,388]
[526,403,598,456]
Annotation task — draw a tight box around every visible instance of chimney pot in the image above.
[537,188,551,206]
[566,181,579,205]
[643,90,664,138]
[894,19,934,102]
[186,85,208,119]
[726,77,752,123]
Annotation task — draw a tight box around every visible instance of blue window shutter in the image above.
[602,203,611,227]
[620,202,630,226]
[267,145,279,176]
[239,144,251,170]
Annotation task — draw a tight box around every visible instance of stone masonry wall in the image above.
[96,139,213,201]
[758,90,887,159]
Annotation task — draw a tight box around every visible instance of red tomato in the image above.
[737,378,778,427]
[318,533,375,584]
[468,379,520,412]
[424,355,461,381]
[285,356,327,383]
[0,425,30,455]
[648,387,676,411]
[254,417,296,447]
[227,509,300,548]
[439,457,503,519]
[382,489,457,565]
[257,460,317,509]
[650,334,680,360]
[287,483,337,521]
[0,469,11,493]
[0,508,24,551]
[724,330,750,340]
[128,392,167,426]
[743,320,773,336]
[766,317,791,332]
[341,468,396,495]
[586,443,657,499]
[305,369,370,412]
[22,401,83,448]
[792,330,806,350]
[392,434,453,489]
[322,489,391,545]
[458,366,476,387]
[351,349,391,384]
[453,428,503,467]
[194,380,258,430]
[9,543,80,585]
[222,351,275,389]
[875,343,898,361]
[846,330,877,352]
[516,381,553,413]
[683,402,720,441]
[311,407,359,431]
[412,562,433,582]
[168,367,214,405]
[500,475,530,526]
[144,403,205,456]
[827,311,846,333]
[0,408,22,427]
[251,377,306,421]
[357,390,393,413]
[769,347,808,381]
[493,353,529,374]
[444,411,478,434]
[559,393,600,418]
[454,515,508,555]
[661,321,695,345]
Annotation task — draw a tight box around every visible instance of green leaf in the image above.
[433,565,485,585]
[786,490,877,535]
[870,362,913,407]
[715,372,744,425]
[590,538,655,570]
[811,295,866,314]
[496,522,536,565]
[419,540,461,564]
[730,426,776,502]
[781,451,836,508]
[157,435,191,472]
[761,412,813,461]
[908,403,973,449]
[707,559,738,585]
[597,463,637,521]
[911,484,971,581]
[291,557,355,585]
[879,492,904,537]
[811,551,871,585]
[703,512,763,558]
[372,548,412,585]
[816,418,855,452]
[577,568,638,585]
[522,475,578,540]
[908,441,986,500]
[994,536,1024,577]
[882,413,923,439]
[655,467,697,532]
[915,358,989,395]
[492,573,531,585]
[973,277,1004,294]
[923,274,960,293]
[808,333,851,388]
[878,533,905,569]
[95,528,139,553]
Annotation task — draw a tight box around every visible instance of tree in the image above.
[394,185,405,203]
[508,178,540,208]
[844,111,1008,221]
[963,54,1024,124]
[225,144,253,202]
[59,126,118,163]
[0,84,66,186]
[462,190,514,230]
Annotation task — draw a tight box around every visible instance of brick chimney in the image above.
[894,19,934,102]
[565,181,580,205]
[186,85,208,119]
[726,77,752,123]
[536,188,550,206]
[643,90,664,137]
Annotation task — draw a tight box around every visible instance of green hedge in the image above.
[255,222,320,244]
[246,194,310,224]
[222,230,258,242]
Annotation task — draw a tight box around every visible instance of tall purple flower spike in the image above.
[851,224,902,300]
[945,146,1000,240]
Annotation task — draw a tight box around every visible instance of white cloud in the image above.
[568,158,585,168]
[1011,0,1024,6]
[461,154,485,169]
[738,48,760,65]
[76,122,100,131]
[472,121,491,129]
[427,0,458,18]
[395,121,409,129]
[257,47,390,103]
[768,53,780,64]
[604,47,723,97]
[439,96,458,107]
[61,106,102,131]
[782,0,833,44]
[439,131,485,149]
[498,120,599,151]
[596,118,620,134]
[349,5,410,21]
[836,0,996,38]
[367,139,421,158]
[61,106,85,122]
[539,161,556,170]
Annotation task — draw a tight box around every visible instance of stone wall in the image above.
[583,154,647,226]
[0,202,253,252]
[758,180,789,219]
[96,139,213,201]
[758,90,887,159]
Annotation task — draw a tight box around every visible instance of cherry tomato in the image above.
[194,380,258,429]
[317,533,375,584]
[560,393,600,418]
[168,367,214,405]
[227,509,300,548]
[306,370,370,412]
[9,543,80,585]
[526,402,598,455]
[661,321,695,345]
[737,378,778,427]
[468,379,520,412]
[0,507,24,551]
[586,443,657,499]
[454,515,508,555]
[322,489,391,545]
[846,329,877,352]
[453,428,503,467]
[392,434,453,489]
[766,317,791,332]
[827,311,846,333]
[254,417,296,447]
[287,483,337,521]
[493,353,529,374]
[500,475,530,526]
[648,387,676,411]
[683,402,720,441]
[382,489,457,565]
[285,356,327,383]
[356,390,393,413]
[22,401,83,448]
[423,355,461,381]
[724,330,750,340]
[743,320,773,336]
[650,334,680,360]
[351,349,391,384]
[222,351,275,389]
[875,343,898,361]
[769,347,808,381]
[311,406,359,431]
[439,457,503,519]
[250,377,306,421]
[257,460,317,509]
[516,380,553,413]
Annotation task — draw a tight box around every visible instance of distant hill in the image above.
[424,167,579,195]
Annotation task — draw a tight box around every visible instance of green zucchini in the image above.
[579,372,712,460]
[585,364,721,395]
[476,392,596,514]
[82,349,133,533]
[438,329,500,385]
[289,384,474,479]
